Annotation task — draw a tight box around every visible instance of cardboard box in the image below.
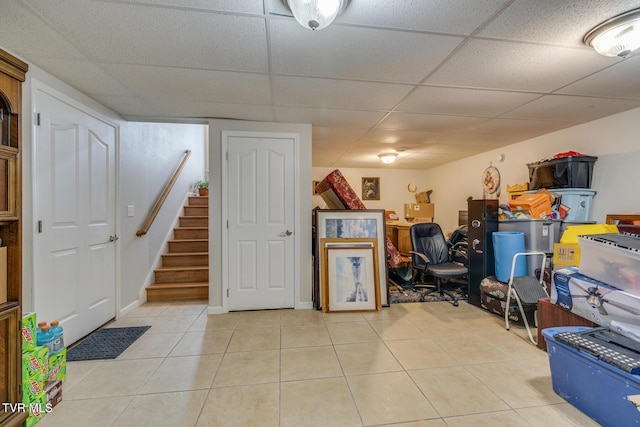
[551,268,640,337]
[404,203,434,220]
[508,191,552,219]
[24,391,48,427]
[22,312,37,352]
[48,348,66,382]
[44,380,62,409]
[553,243,581,267]
[22,346,49,384]
[22,378,44,404]
[415,191,431,203]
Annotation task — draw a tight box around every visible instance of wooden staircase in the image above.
[146,196,209,301]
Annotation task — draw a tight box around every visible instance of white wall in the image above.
[19,57,207,315]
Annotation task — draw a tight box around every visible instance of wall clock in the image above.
[407,182,417,193]
[482,164,501,198]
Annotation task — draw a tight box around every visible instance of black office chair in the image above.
[410,222,468,307]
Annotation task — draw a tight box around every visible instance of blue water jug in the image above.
[50,320,65,353]
[37,325,55,354]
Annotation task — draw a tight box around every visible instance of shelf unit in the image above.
[0,48,28,427]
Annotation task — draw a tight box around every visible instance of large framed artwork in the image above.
[315,209,389,307]
[322,246,380,312]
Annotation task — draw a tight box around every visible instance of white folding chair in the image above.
[504,251,549,344]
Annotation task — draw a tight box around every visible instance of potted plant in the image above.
[196,180,209,196]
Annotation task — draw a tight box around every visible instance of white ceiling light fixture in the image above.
[282,0,350,31]
[584,8,640,57]
[378,153,398,164]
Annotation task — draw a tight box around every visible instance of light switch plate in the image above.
[127,205,135,217]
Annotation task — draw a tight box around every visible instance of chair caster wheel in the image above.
[453,300,459,307]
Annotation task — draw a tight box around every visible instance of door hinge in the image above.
[227,288,229,297]
[226,220,229,229]
[35,113,41,126]
[226,152,229,161]
[37,220,42,233]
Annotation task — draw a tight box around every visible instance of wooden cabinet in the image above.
[537,297,595,351]
[0,49,27,427]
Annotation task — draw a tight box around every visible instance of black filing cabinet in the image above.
[467,199,498,306]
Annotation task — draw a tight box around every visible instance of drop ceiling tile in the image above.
[26,57,133,98]
[378,113,489,132]
[270,20,463,83]
[116,0,265,14]
[557,56,640,99]
[272,76,413,110]
[0,2,86,59]
[312,127,369,145]
[479,0,640,47]
[426,39,617,92]
[428,132,519,147]
[419,143,492,155]
[470,118,581,138]
[396,86,541,116]
[26,0,269,72]
[359,129,440,146]
[127,99,276,122]
[275,107,386,128]
[397,152,464,168]
[334,0,508,35]
[104,64,272,104]
[90,95,161,117]
[503,94,640,122]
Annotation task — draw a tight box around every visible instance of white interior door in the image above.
[34,88,117,345]
[227,135,295,310]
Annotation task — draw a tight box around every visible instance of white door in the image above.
[34,88,117,345]
[227,135,295,310]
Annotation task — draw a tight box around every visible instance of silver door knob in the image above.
[279,230,293,237]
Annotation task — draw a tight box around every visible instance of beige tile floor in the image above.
[38,300,602,427]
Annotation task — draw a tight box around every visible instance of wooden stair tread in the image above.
[168,239,208,243]
[147,282,208,288]
[154,266,208,272]
[162,252,208,256]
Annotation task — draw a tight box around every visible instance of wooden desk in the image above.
[386,222,413,256]
[537,297,595,351]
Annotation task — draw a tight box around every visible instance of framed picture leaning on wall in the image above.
[322,245,380,312]
[315,209,389,308]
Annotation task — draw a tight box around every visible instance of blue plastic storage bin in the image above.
[492,231,526,282]
[543,326,640,426]
[551,188,596,222]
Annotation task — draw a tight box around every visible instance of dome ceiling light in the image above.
[282,0,350,31]
[583,8,640,57]
[378,153,398,164]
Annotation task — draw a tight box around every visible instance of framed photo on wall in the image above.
[315,209,389,308]
[322,246,380,312]
[362,177,380,200]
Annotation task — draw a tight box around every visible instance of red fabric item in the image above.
[316,169,404,268]
[553,151,585,158]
